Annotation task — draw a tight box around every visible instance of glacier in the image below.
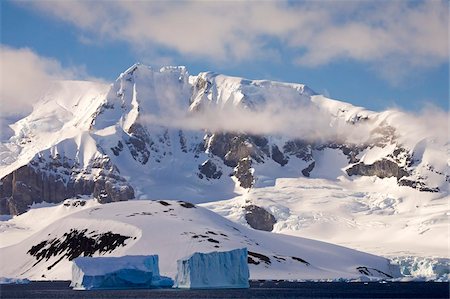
[70,255,173,290]
[175,248,249,289]
[391,256,450,281]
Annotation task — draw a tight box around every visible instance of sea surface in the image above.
[0,281,448,299]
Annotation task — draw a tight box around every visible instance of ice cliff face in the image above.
[175,248,249,289]
[71,255,173,290]
[0,64,448,215]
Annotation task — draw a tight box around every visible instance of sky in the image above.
[0,0,449,120]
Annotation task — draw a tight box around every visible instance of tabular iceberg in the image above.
[70,255,173,290]
[175,248,249,289]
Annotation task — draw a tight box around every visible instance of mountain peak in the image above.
[119,63,189,80]
[0,64,448,217]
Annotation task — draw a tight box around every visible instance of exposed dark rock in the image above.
[250,135,270,156]
[110,141,124,156]
[340,145,363,163]
[244,205,276,231]
[248,251,271,265]
[389,147,413,167]
[126,212,153,217]
[178,201,195,208]
[93,178,135,204]
[283,140,313,161]
[346,159,409,180]
[205,133,275,188]
[192,141,205,159]
[195,77,211,94]
[0,197,8,215]
[0,165,86,215]
[207,238,220,244]
[178,130,188,153]
[234,158,254,188]
[273,255,286,262]
[27,229,131,270]
[398,179,439,192]
[356,266,393,278]
[196,77,210,91]
[63,200,86,207]
[319,143,365,164]
[291,256,310,266]
[208,133,255,167]
[247,256,259,265]
[190,234,208,239]
[189,77,212,109]
[301,162,315,177]
[271,145,288,166]
[347,114,369,124]
[126,123,152,165]
[198,160,222,180]
[0,155,134,215]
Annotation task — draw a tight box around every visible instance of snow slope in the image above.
[0,199,400,281]
[202,177,449,257]
[0,80,109,175]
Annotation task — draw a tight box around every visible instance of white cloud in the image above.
[138,92,448,148]
[388,104,450,146]
[0,46,91,119]
[136,86,372,144]
[0,45,105,139]
[24,0,448,82]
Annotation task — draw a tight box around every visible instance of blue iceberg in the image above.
[175,248,249,289]
[70,255,173,290]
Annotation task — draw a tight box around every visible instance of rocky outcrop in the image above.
[203,133,319,187]
[320,143,364,164]
[126,123,152,165]
[207,133,265,167]
[398,179,439,193]
[1,165,88,215]
[27,229,132,270]
[205,133,266,187]
[244,205,276,231]
[346,159,409,179]
[111,141,124,156]
[271,145,288,166]
[198,160,222,180]
[301,162,315,177]
[0,155,134,215]
[234,158,254,188]
[283,140,313,162]
[178,130,188,153]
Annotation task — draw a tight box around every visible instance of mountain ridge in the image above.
[0,64,448,280]
[1,64,448,215]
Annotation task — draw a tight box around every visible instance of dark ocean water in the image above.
[0,281,448,299]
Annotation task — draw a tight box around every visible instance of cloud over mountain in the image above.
[0,46,90,118]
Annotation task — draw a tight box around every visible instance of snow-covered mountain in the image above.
[0,64,448,280]
[0,199,400,281]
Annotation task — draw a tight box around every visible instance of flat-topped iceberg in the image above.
[175,248,249,289]
[70,255,173,290]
